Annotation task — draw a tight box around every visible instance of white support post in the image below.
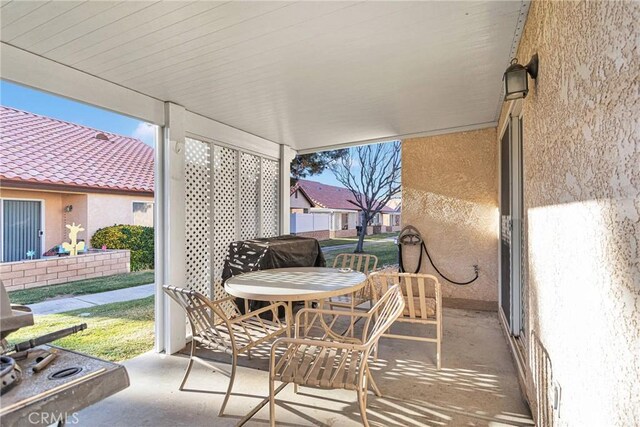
[154,124,165,353]
[163,102,187,354]
[279,145,296,235]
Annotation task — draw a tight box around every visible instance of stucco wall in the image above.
[0,189,153,254]
[86,193,154,244]
[61,193,88,243]
[402,128,499,309]
[290,190,312,208]
[0,188,63,252]
[499,1,640,425]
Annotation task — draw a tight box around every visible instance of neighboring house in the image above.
[290,179,400,239]
[0,106,154,262]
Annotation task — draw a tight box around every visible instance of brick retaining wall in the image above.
[1,250,130,291]
[292,230,331,240]
[334,229,358,238]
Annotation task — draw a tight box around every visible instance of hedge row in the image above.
[91,225,154,271]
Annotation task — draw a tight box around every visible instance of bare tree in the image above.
[330,141,401,253]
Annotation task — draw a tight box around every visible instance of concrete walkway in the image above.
[28,283,155,315]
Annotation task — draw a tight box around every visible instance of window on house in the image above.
[341,213,349,230]
[394,215,400,226]
[133,201,154,227]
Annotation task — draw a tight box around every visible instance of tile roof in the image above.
[0,106,153,194]
[294,179,397,213]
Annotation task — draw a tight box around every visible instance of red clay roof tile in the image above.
[295,179,396,213]
[0,106,154,193]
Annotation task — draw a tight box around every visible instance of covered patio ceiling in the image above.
[0,0,528,152]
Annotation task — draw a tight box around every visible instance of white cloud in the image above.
[132,122,157,147]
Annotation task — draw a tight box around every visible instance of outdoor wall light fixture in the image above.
[503,54,539,100]
[64,205,73,213]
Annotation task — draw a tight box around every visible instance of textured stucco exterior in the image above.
[61,193,89,242]
[0,188,153,258]
[402,128,499,309]
[498,1,640,425]
[290,189,313,209]
[86,193,154,243]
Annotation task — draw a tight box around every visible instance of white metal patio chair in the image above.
[326,253,378,336]
[369,271,443,369]
[163,285,290,416]
[268,284,405,427]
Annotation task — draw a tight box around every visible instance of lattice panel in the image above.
[184,138,211,297]
[261,158,279,237]
[212,145,238,301]
[240,152,260,240]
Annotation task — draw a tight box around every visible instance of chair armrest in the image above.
[229,301,288,325]
[271,336,366,356]
[295,308,370,342]
[209,296,236,306]
[295,307,371,323]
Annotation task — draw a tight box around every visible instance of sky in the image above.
[0,80,156,147]
[309,141,401,188]
[311,164,343,187]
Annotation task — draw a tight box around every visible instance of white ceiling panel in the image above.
[1,0,528,151]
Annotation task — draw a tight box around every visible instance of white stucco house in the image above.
[290,179,400,239]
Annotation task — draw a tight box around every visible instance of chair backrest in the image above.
[362,284,404,347]
[332,253,378,275]
[369,271,441,321]
[163,285,236,346]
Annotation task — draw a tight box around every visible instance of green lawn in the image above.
[323,240,399,268]
[8,271,155,305]
[318,232,398,248]
[318,238,356,247]
[6,296,155,362]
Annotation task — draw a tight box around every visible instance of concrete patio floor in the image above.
[78,308,533,426]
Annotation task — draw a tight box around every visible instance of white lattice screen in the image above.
[239,152,260,240]
[261,158,279,237]
[212,145,238,301]
[184,138,280,299]
[184,138,211,297]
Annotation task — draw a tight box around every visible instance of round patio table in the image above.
[225,266,367,330]
[224,266,367,304]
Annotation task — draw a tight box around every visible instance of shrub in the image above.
[91,225,154,271]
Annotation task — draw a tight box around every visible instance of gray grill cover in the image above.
[222,235,326,315]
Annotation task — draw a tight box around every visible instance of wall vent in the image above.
[530,331,556,426]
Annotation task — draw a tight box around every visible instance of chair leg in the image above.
[366,365,382,397]
[349,298,356,337]
[357,388,370,427]
[436,320,442,370]
[218,354,237,416]
[269,378,276,427]
[179,339,196,390]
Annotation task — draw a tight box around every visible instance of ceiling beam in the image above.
[0,42,165,126]
[295,120,498,154]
